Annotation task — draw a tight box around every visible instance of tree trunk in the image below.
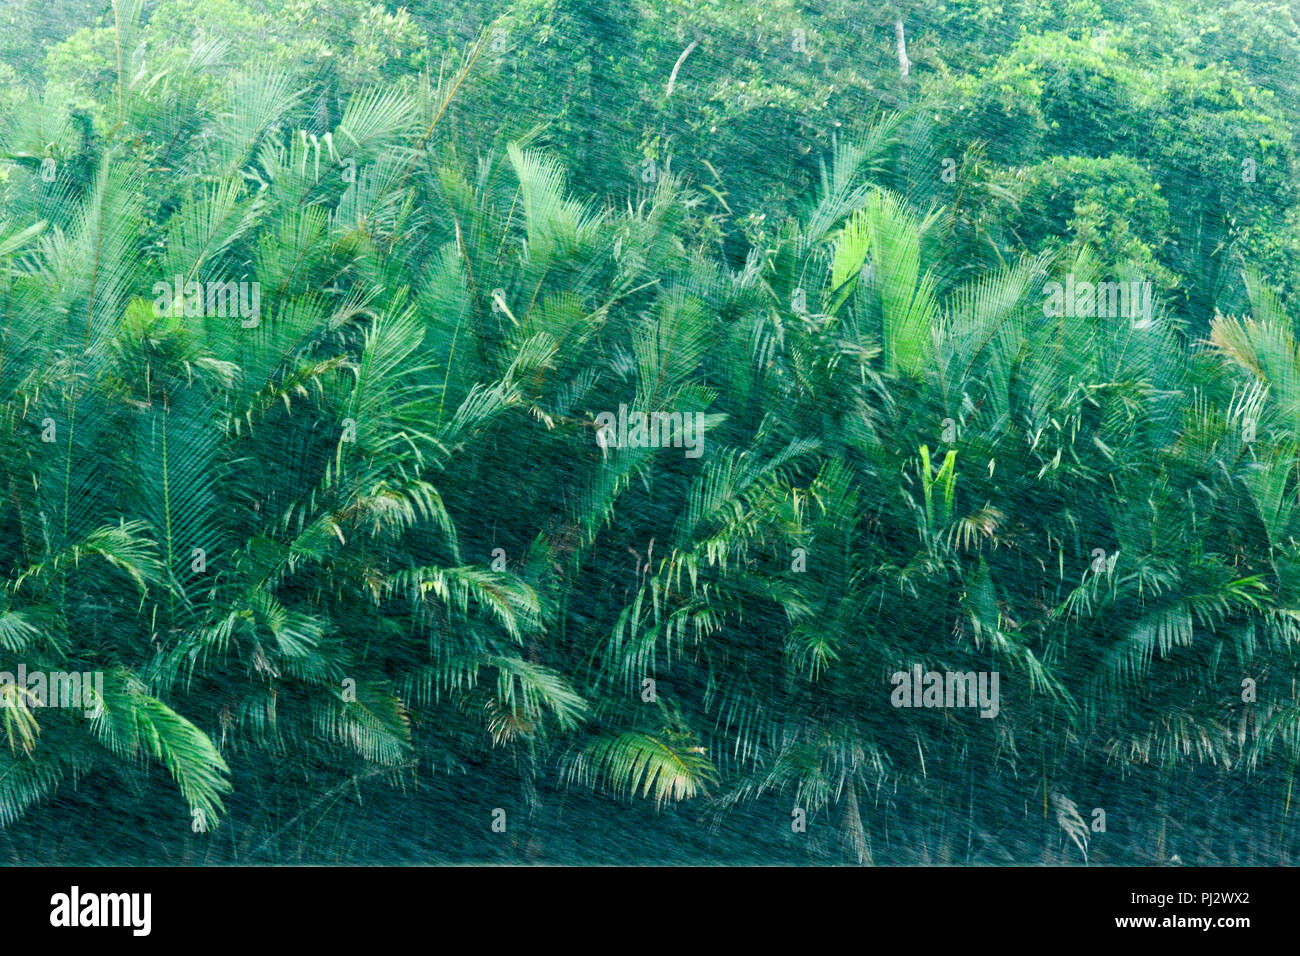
[895,18,911,79]
[844,778,874,865]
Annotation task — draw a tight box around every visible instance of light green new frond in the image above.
[567,731,716,808]
[508,143,603,265]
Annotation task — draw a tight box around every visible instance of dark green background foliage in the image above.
[2,0,1300,864]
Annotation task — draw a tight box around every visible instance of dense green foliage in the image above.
[4,0,1300,864]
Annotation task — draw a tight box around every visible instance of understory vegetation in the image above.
[4,0,1300,864]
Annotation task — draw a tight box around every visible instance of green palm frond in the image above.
[566,730,716,808]
[89,667,231,824]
